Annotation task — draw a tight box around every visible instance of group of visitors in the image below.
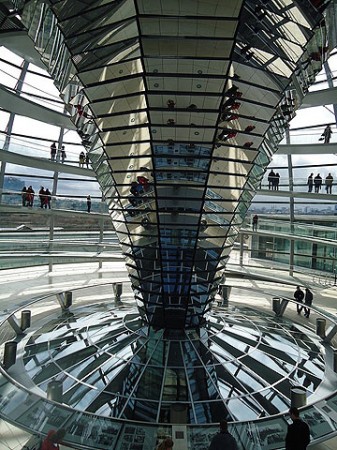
[208,411,310,449]
[50,142,66,163]
[307,172,334,193]
[42,409,311,450]
[22,186,52,208]
[267,170,280,190]
[21,186,35,207]
[129,176,151,207]
[50,143,90,168]
[38,186,52,209]
[294,286,313,318]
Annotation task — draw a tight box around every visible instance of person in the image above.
[252,214,258,231]
[41,428,66,450]
[79,151,85,167]
[87,195,91,213]
[27,186,35,207]
[157,437,174,450]
[137,175,150,191]
[304,287,313,318]
[321,124,332,143]
[294,286,305,315]
[21,186,27,206]
[60,145,66,163]
[39,186,46,208]
[307,173,314,192]
[325,173,333,194]
[285,407,310,450]
[274,172,280,190]
[45,188,51,209]
[85,153,90,168]
[268,170,276,190]
[50,142,57,161]
[209,419,238,450]
[314,173,322,193]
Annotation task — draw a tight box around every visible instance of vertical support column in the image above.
[272,297,280,316]
[220,286,231,307]
[99,194,105,274]
[3,341,17,369]
[21,310,31,331]
[239,232,244,266]
[290,387,306,408]
[0,60,29,204]
[316,318,326,339]
[286,135,295,277]
[113,282,123,303]
[47,380,63,403]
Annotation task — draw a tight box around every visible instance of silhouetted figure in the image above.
[285,407,310,450]
[268,170,276,190]
[274,172,280,190]
[325,173,333,194]
[50,142,57,161]
[45,188,51,209]
[321,125,332,143]
[304,288,313,318]
[314,173,322,193]
[85,153,90,168]
[87,195,91,213]
[209,420,238,450]
[79,151,85,167]
[294,286,304,315]
[252,214,258,231]
[245,125,255,132]
[60,145,66,163]
[21,186,27,206]
[307,173,314,192]
[39,186,46,208]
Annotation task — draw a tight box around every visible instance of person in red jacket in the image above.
[41,429,66,450]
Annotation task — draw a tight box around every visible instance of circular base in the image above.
[20,303,324,424]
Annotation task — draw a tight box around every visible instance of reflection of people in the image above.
[41,429,66,450]
[209,420,238,450]
[294,286,304,315]
[157,437,174,450]
[304,288,313,318]
[252,214,258,231]
[285,407,310,450]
